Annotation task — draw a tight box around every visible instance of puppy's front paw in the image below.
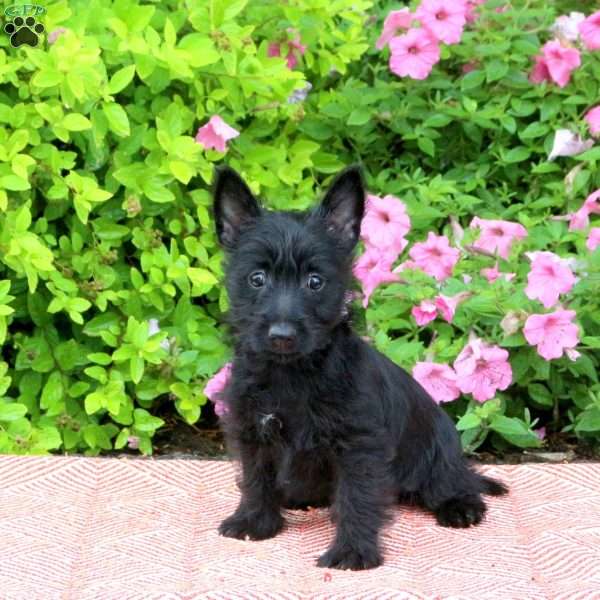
[317,543,382,571]
[219,511,284,541]
[435,495,486,528]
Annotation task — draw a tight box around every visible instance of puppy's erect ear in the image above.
[319,165,365,248]
[213,166,260,249]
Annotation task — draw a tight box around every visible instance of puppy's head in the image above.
[213,166,365,361]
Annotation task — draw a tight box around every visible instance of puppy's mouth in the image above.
[267,350,304,364]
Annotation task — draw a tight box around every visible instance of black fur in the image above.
[213,165,508,570]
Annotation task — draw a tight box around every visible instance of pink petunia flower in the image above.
[268,30,307,69]
[529,55,552,85]
[481,263,516,283]
[523,310,579,360]
[585,106,600,138]
[587,227,600,251]
[454,337,512,402]
[353,248,398,308]
[195,116,240,153]
[389,28,441,80]
[465,0,486,24]
[127,435,140,450]
[48,27,67,45]
[393,259,419,274]
[417,0,467,45]
[525,251,576,308]
[535,426,546,440]
[412,299,438,326]
[548,129,593,161]
[579,10,600,51]
[551,12,585,42]
[409,232,460,281]
[204,362,233,417]
[462,60,479,74]
[413,361,461,403]
[361,193,411,258]
[435,293,468,323]
[469,217,527,259]
[500,311,523,336]
[540,40,581,88]
[376,9,413,49]
[569,190,600,231]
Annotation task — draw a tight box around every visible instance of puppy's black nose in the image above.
[268,322,297,353]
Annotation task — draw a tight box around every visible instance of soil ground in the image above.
[146,405,600,464]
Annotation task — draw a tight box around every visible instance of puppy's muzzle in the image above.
[268,322,298,354]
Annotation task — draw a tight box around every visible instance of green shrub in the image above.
[0,0,599,455]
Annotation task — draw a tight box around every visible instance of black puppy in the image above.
[213,165,507,570]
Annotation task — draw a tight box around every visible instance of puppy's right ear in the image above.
[318,165,365,249]
[213,166,260,249]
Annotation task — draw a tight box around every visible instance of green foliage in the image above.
[0,0,372,454]
[0,0,598,455]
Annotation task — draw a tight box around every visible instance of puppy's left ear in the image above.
[213,166,261,249]
[318,165,365,248]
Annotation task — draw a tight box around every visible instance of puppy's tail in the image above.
[479,474,508,496]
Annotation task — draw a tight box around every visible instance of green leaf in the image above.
[87,353,113,366]
[456,413,482,431]
[485,60,509,82]
[1,174,30,191]
[347,108,371,126]
[40,372,63,411]
[520,122,550,140]
[32,70,63,88]
[528,383,553,407]
[418,137,435,157]
[142,177,175,203]
[108,65,136,94]
[130,355,145,384]
[84,391,104,415]
[35,426,62,450]
[187,267,218,286]
[575,407,600,433]
[178,34,220,67]
[0,403,28,421]
[169,161,194,184]
[133,408,164,433]
[461,70,485,91]
[490,416,541,448]
[62,114,92,131]
[504,147,531,163]
[102,103,130,137]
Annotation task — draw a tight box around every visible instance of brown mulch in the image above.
[148,413,600,464]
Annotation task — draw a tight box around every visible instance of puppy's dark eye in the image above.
[248,271,266,288]
[307,274,324,291]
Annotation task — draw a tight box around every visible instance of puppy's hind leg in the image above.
[418,421,508,529]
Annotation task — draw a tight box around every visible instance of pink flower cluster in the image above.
[524,251,576,309]
[530,10,600,88]
[353,192,464,307]
[469,217,527,260]
[414,336,512,404]
[530,41,580,88]
[268,29,307,69]
[204,363,232,417]
[568,189,600,231]
[408,232,460,281]
[379,0,482,81]
[412,293,468,325]
[524,311,579,361]
[195,115,239,153]
[353,194,411,307]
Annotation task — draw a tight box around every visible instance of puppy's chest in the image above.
[245,382,338,449]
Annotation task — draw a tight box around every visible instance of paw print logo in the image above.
[4,16,45,47]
